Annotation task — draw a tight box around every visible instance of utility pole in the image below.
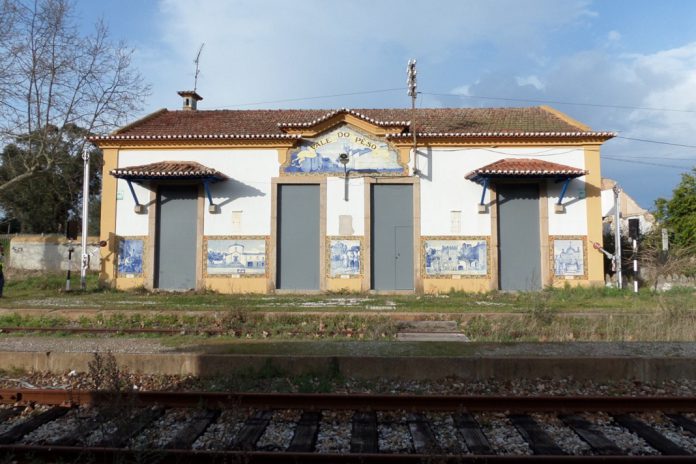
[612,184,622,289]
[407,59,418,175]
[80,145,90,290]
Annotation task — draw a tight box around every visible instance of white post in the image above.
[633,239,638,293]
[613,184,622,289]
[80,146,90,290]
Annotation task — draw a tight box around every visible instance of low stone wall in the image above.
[9,235,101,272]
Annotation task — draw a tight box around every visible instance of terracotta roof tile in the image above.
[90,107,614,142]
[466,158,587,180]
[111,161,228,180]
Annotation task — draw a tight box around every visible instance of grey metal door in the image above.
[497,184,541,291]
[155,185,198,290]
[371,184,413,290]
[277,184,320,290]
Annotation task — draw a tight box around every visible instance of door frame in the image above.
[490,180,550,290]
[363,177,421,293]
[269,176,327,293]
[146,181,205,291]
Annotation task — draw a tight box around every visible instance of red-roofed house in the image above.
[91,92,614,293]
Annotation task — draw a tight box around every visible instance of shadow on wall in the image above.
[215,178,266,209]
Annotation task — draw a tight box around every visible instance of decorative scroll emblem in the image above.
[285,126,402,174]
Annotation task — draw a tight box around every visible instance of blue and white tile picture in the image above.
[425,240,487,276]
[330,240,361,276]
[554,239,584,276]
[118,239,143,275]
[207,240,265,275]
[286,126,402,174]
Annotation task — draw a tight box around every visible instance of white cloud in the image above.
[141,0,593,110]
[608,30,621,42]
[515,75,545,90]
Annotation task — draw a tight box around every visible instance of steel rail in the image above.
[1,388,696,413]
[0,445,694,463]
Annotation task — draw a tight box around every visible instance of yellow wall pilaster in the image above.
[99,148,118,286]
[584,144,604,285]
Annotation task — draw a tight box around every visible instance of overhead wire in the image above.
[199,85,696,167]
[420,91,696,114]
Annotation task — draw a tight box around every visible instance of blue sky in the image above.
[74,0,696,209]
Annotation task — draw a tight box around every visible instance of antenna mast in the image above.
[193,43,205,92]
[407,59,419,175]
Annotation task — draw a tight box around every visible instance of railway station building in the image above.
[92,91,615,293]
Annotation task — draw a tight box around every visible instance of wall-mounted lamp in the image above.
[339,153,349,201]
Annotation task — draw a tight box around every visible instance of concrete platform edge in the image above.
[1,351,694,382]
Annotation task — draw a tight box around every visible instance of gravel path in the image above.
[0,337,171,353]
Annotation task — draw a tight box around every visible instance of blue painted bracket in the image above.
[126,180,141,206]
[479,178,489,205]
[203,179,215,206]
[557,178,571,205]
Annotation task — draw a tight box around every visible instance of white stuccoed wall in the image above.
[416,147,588,236]
[114,146,589,239]
[326,177,364,236]
[9,236,101,271]
[115,149,279,236]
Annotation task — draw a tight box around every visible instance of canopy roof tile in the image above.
[111,161,228,181]
[466,158,588,181]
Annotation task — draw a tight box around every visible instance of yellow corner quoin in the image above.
[93,104,613,294]
[99,147,119,287]
[584,144,604,286]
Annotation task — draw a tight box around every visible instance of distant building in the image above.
[91,91,615,293]
[601,178,655,237]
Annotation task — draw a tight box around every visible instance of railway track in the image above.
[1,388,696,462]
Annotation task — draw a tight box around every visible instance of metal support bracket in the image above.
[203,179,219,213]
[555,178,571,213]
[126,180,146,214]
[478,178,489,213]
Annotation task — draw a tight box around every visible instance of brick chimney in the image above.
[177,90,203,111]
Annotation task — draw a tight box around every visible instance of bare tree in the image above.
[0,0,149,193]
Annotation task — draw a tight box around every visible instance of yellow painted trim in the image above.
[390,138,609,148]
[489,188,499,291]
[539,182,550,288]
[539,105,592,131]
[423,278,490,293]
[490,180,547,290]
[99,148,119,286]
[362,176,420,293]
[145,188,156,290]
[326,278,362,293]
[94,140,297,150]
[205,277,267,294]
[584,144,604,285]
[269,176,327,292]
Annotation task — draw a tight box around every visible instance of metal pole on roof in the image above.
[407,59,419,175]
[80,145,90,291]
[613,184,622,289]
